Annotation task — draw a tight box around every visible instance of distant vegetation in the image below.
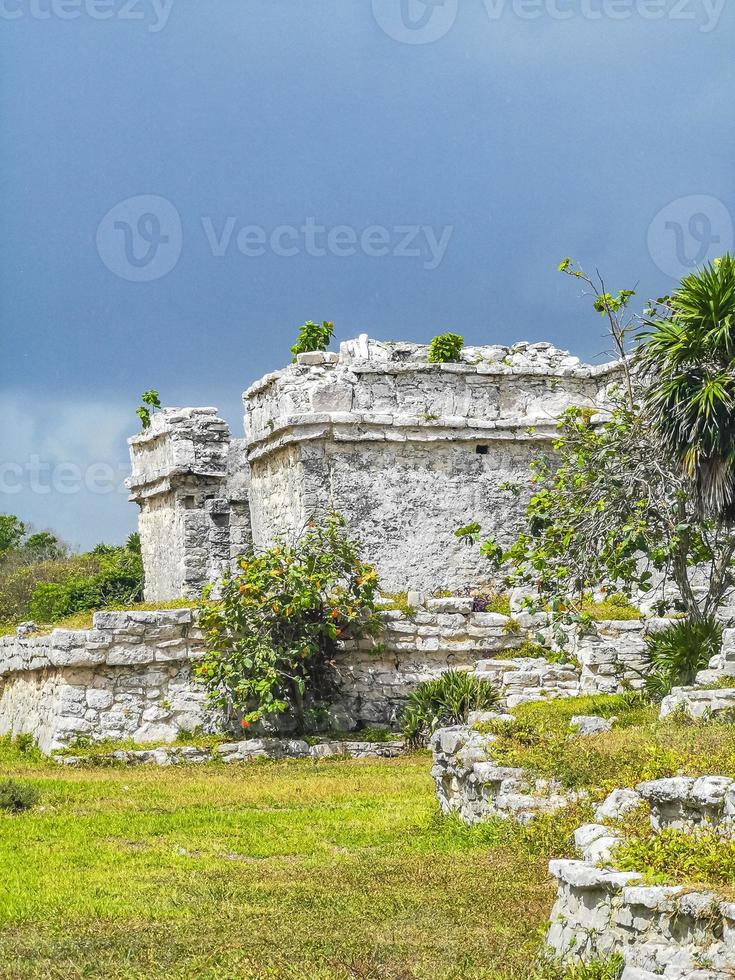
[0,515,144,628]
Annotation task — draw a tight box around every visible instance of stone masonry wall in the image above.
[243,336,622,592]
[127,409,251,600]
[0,610,214,753]
[0,599,535,753]
[547,777,735,978]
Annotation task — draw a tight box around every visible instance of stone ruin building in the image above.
[127,335,623,598]
[1,335,635,755]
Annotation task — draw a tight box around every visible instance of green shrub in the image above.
[616,826,735,888]
[0,779,39,813]
[196,514,380,731]
[427,332,464,364]
[0,553,102,625]
[28,546,143,623]
[528,956,624,980]
[642,617,722,700]
[402,670,500,747]
[290,320,334,361]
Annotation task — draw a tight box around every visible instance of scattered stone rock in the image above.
[570,715,615,736]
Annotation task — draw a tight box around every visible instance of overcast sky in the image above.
[1,0,734,549]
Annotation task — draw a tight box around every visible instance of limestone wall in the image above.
[547,778,735,978]
[547,860,735,979]
[127,409,251,600]
[0,599,532,753]
[243,337,622,592]
[557,619,669,695]
[0,610,214,753]
[332,598,531,726]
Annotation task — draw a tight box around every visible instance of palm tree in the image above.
[642,254,735,518]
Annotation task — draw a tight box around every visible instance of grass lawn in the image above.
[0,749,555,980]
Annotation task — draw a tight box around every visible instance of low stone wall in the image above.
[548,860,735,979]
[430,724,580,824]
[57,736,405,767]
[0,598,529,753]
[0,609,214,753]
[658,627,735,722]
[560,619,669,696]
[334,598,541,725]
[547,777,735,978]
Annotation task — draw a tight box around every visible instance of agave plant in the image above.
[402,669,500,748]
[641,255,735,517]
[641,617,722,701]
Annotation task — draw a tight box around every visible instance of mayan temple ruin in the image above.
[127,335,624,599]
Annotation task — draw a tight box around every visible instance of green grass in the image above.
[474,693,735,796]
[0,751,558,979]
[616,826,735,893]
[0,599,195,637]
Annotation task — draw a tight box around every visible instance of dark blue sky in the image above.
[2,0,734,549]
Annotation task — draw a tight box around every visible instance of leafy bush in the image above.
[642,617,722,700]
[402,670,500,747]
[196,514,380,731]
[616,826,735,888]
[28,546,144,623]
[0,779,39,813]
[0,553,101,625]
[290,320,334,361]
[427,332,464,364]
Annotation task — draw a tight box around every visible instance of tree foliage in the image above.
[475,400,735,624]
[196,515,380,731]
[641,254,735,518]
[468,258,735,626]
[0,516,26,555]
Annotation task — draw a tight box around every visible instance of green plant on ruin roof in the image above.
[428,332,464,364]
[290,320,335,361]
[136,390,161,431]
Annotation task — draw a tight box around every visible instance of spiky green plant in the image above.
[642,255,735,517]
[402,669,500,747]
[641,617,722,700]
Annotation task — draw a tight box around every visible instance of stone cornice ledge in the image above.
[246,413,561,461]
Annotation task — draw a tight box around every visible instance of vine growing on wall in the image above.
[195,514,381,732]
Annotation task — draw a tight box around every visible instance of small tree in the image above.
[136,390,161,430]
[196,514,380,731]
[0,515,25,555]
[290,320,334,361]
[467,259,735,627]
[641,255,735,518]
